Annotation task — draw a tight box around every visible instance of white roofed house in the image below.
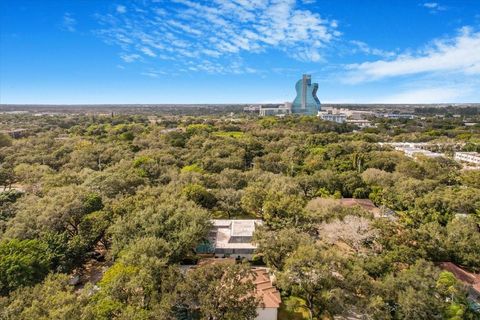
[196,219,263,260]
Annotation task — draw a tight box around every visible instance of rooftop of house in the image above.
[211,219,263,249]
[192,260,281,309]
[251,268,282,309]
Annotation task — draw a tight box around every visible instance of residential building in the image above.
[252,268,282,320]
[197,220,263,259]
[187,260,281,320]
[180,259,281,320]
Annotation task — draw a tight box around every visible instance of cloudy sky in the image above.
[1,0,479,104]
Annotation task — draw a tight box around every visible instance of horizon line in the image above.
[1,102,479,106]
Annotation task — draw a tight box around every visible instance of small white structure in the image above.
[381,143,444,159]
[454,152,480,165]
[346,119,373,128]
[208,220,263,259]
[380,113,416,119]
[395,147,443,158]
[379,142,430,149]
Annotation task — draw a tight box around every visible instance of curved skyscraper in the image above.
[291,74,321,115]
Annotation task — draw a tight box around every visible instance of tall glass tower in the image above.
[291,74,321,115]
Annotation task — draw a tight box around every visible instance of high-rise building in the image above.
[291,74,321,115]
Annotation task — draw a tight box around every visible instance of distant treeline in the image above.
[414,106,479,115]
[0,104,246,116]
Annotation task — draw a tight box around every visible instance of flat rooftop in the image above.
[211,219,262,249]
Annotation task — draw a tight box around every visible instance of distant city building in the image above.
[379,113,416,119]
[317,106,376,126]
[318,106,346,123]
[259,103,291,116]
[291,74,321,115]
[346,119,373,128]
[454,152,480,165]
[197,220,262,259]
[251,74,321,116]
[244,105,262,112]
[319,112,347,123]
[321,107,375,120]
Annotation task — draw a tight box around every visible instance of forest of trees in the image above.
[0,111,479,319]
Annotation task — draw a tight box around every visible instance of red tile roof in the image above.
[252,268,282,309]
[194,260,282,309]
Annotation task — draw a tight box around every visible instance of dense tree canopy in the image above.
[0,109,479,319]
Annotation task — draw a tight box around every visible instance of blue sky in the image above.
[1,0,479,104]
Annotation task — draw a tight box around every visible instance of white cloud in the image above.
[344,27,480,83]
[140,47,156,57]
[116,5,127,14]
[140,70,166,78]
[62,13,76,32]
[422,2,446,12]
[167,20,203,36]
[120,53,141,62]
[350,40,396,58]
[95,0,339,73]
[423,2,438,9]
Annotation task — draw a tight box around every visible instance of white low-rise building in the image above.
[395,147,443,158]
[319,112,347,123]
[198,220,263,259]
[454,152,480,165]
[346,119,373,128]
